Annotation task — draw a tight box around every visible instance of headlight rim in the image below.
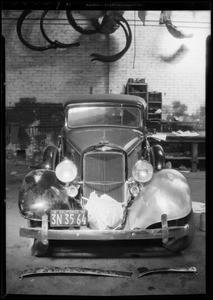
[132,159,153,183]
[55,159,78,183]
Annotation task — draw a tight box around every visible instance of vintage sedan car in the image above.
[18,94,195,256]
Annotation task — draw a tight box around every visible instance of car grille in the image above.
[83,151,125,203]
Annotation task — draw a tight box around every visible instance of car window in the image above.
[67,106,141,128]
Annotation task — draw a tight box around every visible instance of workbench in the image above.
[149,132,205,172]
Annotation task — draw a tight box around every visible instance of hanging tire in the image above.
[163,210,195,253]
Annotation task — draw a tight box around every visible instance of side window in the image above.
[123,108,141,127]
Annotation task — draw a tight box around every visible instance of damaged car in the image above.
[18,94,195,256]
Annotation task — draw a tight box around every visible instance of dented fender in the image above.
[124,169,192,230]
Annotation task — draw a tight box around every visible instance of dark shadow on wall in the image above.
[159,44,189,63]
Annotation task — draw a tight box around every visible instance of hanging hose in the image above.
[17,10,131,61]
[40,10,80,48]
[90,12,132,63]
[17,10,57,51]
[66,10,104,35]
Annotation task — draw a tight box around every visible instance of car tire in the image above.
[31,239,49,257]
[163,210,195,253]
[29,220,49,257]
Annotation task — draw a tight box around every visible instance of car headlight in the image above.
[132,160,153,183]
[55,159,78,183]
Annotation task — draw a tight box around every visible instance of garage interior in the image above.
[2,4,210,297]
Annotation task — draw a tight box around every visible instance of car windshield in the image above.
[67,105,141,128]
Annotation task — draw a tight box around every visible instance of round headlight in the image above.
[132,160,153,183]
[55,159,77,183]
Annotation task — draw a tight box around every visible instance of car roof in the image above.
[63,94,146,109]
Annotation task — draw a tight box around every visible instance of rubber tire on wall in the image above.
[163,210,195,253]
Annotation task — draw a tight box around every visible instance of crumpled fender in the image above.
[124,169,192,230]
[18,169,71,221]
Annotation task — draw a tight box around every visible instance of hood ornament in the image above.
[99,140,110,145]
[99,131,109,145]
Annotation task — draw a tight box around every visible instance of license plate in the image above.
[50,210,88,227]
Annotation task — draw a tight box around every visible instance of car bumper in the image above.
[20,213,189,244]
[20,225,189,240]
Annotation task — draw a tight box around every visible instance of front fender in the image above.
[148,144,166,171]
[18,169,70,221]
[42,145,59,170]
[124,169,191,230]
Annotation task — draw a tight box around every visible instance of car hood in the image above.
[65,127,144,154]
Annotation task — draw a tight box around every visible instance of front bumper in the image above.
[20,213,189,244]
[20,225,189,240]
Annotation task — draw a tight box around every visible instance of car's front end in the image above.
[18,94,195,256]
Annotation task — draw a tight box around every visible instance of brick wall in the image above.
[108,10,210,117]
[2,10,210,116]
[2,10,109,107]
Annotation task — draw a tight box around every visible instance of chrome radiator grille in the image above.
[83,151,125,203]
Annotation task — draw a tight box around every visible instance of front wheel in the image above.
[29,220,49,257]
[163,210,195,253]
[31,239,49,257]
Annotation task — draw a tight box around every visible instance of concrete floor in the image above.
[4,161,206,296]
